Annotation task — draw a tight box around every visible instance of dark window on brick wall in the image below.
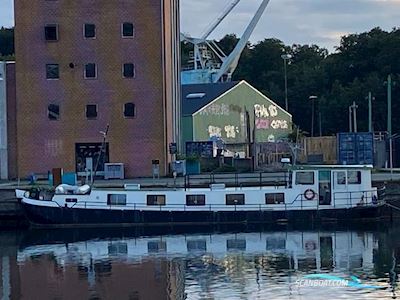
[122,22,134,37]
[86,104,97,119]
[124,103,135,118]
[84,63,97,78]
[45,24,58,41]
[123,63,135,78]
[84,24,96,38]
[48,104,60,120]
[46,64,59,79]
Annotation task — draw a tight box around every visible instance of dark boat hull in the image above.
[21,201,393,228]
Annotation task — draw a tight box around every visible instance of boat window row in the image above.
[336,171,362,185]
[106,193,286,206]
[147,239,247,253]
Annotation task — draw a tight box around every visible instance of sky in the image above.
[1,0,400,52]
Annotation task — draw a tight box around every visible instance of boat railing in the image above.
[184,171,291,190]
[332,189,379,208]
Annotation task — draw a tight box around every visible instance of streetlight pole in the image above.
[387,74,393,178]
[309,96,318,137]
[368,92,373,133]
[281,54,292,112]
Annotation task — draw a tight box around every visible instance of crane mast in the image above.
[181,0,271,85]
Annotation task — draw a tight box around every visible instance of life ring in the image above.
[304,189,316,200]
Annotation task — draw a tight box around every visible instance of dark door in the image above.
[319,170,331,205]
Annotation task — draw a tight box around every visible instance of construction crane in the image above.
[181,0,271,85]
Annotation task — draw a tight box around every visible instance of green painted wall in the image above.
[182,116,193,146]
[192,81,292,143]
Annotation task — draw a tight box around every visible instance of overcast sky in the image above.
[1,0,399,52]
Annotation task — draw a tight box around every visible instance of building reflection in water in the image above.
[0,229,399,299]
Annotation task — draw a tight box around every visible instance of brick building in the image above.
[14,0,180,178]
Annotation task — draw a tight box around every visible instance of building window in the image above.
[123,63,135,78]
[226,194,245,205]
[348,171,361,184]
[48,104,60,120]
[265,193,285,204]
[86,104,97,119]
[122,22,134,37]
[45,24,58,41]
[84,63,97,79]
[124,103,135,118]
[46,64,59,79]
[107,194,127,205]
[186,195,206,206]
[147,195,166,206]
[295,172,314,185]
[84,24,96,38]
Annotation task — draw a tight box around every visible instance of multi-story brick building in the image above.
[14,0,180,178]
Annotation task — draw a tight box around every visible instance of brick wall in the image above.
[14,0,178,178]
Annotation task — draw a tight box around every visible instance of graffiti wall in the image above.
[192,82,292,144]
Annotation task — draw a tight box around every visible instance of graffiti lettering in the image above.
[254,104,279,118]
[208,125,222,138]
[254,104,269,118]
[200,104,230,116]
[269,105,278,117]
[224,125,239,138]
[256,118,270,129]
[270,120,289,129]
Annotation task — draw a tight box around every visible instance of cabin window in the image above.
[348,171,361,184]
[265,193,285,204]
[66,198,77,203]
[227,239,246,251]
[187,240,207,252]
[226,194,245,205]
[108,243,128,255]
[107,194,127,205]
[147,195,166,206]
[295,172,314,185]
[148,241,166,253]
[337,172,346,185]
[266,237,286,250]
[186,195,206,206]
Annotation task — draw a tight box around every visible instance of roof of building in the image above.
[181,81,239,116]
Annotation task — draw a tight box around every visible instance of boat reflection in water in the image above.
[8,228,396,299]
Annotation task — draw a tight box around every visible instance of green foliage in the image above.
[182,27,400,135]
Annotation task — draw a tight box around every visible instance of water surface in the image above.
[0,226,399,299]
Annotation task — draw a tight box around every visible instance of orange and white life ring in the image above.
[304,189,316,200]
